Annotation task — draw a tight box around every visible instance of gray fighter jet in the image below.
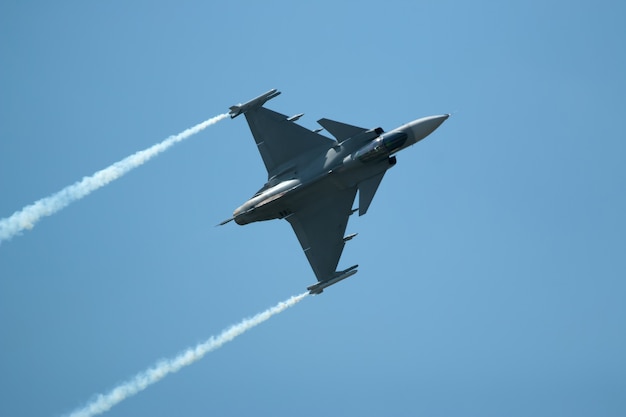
[222,89,449,294]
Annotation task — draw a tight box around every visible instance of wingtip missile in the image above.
[229,89,281,118]
[307,265,358,295]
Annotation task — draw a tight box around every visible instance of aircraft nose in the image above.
[233,207,248,225]
[233,205,253,225]
[407,114,449,143]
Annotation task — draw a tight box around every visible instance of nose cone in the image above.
[405,114,449,143]
[233,205,248,225]
[233,209,250,225]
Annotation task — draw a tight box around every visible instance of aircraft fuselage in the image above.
[233,114,449,225]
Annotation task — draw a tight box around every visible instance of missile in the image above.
[229,89,281,118]
[307,265,358,295]
[286,113,304,122]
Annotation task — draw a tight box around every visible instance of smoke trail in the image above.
[64,292,308,417]
[0,113,229,243]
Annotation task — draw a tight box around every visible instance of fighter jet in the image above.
[222,89,449,294]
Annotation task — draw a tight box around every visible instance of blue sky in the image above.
[1,1,625,416]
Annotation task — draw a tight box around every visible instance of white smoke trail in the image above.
[0,113,229,243]
[64,292,308,417]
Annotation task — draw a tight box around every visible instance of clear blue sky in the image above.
[1,1,625,416]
